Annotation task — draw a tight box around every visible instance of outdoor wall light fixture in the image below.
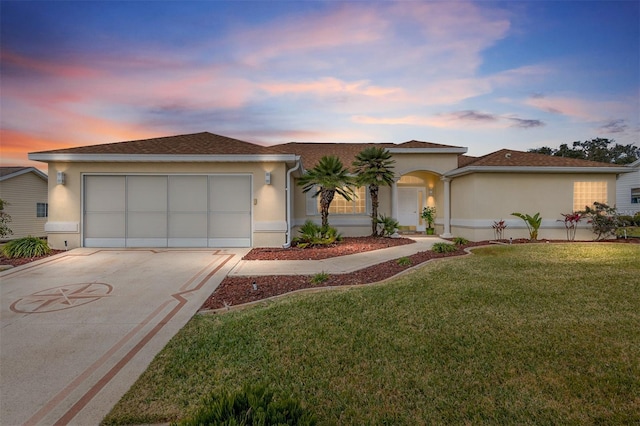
[265,171,272,185]
[56,171,66,185]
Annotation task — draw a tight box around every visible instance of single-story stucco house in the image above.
[616,159,640,216]
[28,132,632,249]
[0,167,49,240]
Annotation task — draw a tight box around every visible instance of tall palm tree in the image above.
[298,155,354,229]
[352,147,395,236]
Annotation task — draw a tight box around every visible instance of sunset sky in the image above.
[1,0,638,169]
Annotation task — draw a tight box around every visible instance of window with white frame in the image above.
[36,202,48,218]
[632,188,640,204]
[573,182,607,211]
[315,186,367,214]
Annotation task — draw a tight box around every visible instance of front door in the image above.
[398,187,419,229]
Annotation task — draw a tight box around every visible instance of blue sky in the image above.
[1,0,638,167]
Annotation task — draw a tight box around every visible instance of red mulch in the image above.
[202,238,639,311]
[243,236,415,260]
[0,250,65,268]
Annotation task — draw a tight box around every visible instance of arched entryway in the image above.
[392,171,441,233]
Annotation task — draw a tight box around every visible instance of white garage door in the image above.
[84,175,251,247]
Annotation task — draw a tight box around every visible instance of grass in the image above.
[103,244,640,425]
[616,226,640,238]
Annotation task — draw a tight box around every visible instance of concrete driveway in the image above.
[0,247,246,425]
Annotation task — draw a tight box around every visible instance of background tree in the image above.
[352,147,396,236]
[529,138,639,164]
[0,198,13,239]
[298,155,354,229]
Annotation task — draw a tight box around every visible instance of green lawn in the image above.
[103,244,640,425]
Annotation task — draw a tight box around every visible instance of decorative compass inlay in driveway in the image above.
[10,282,113,314]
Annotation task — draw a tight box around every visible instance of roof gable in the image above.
[0,167,47,182]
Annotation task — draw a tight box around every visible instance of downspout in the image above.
[282,157,301,248]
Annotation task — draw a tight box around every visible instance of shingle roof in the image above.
[31,132,273,155]
[463,149,618,168]
[270,140,459,170]
[0,167,47,181]
[0,167,30,178]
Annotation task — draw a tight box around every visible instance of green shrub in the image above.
[293,220,341,248]
[452,237,469,245]
[376,214,399,237]
[2,236,51,258]
[311,271,330,285]
[431,242,457,253]
[579,202,620,240]
[397,256,412,266]
[511,212,542,241]
[174,383,316,426]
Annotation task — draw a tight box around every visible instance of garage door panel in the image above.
[169,213,207,237]
[85,213,125,238]
[85,176,125,212]
[209,212,250,238]
[210,175,251,212]
[128,176,167,211]
[127,212,167,238]
[169,176,208,212]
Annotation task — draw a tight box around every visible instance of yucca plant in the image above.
[2,236,51,258]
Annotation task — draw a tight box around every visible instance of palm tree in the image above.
[298,155,355,229]
[352,147,395,236]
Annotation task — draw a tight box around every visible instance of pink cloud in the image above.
[0,49,101,79]
[234,5,389,66]
[524,96,630,122]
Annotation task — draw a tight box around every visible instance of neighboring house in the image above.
[616,159,640,216]
[0,167,49,240]
[28,132,632,249]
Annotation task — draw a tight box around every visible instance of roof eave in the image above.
[443,165,633,178]
[387,147,468,154]
[27,153,299,164]
[0,167,48,182]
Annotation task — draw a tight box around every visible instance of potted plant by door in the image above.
[421,206,436,235]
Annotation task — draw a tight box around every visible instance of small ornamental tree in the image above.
[0,198,13,239]
[579,202,620,240]
[559,212,583,241]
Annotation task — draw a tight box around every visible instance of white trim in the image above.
[0,167,48,182]
[388,147,468,154]
[29,153,297,163]
[45,222,79,233]
[293,216,371,227]
[444,165,632,178]
[450,218,590,229]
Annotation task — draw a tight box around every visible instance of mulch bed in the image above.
[0,250,66,268]
[242,236,415,260]
[202,240,488,311]
[202,238,639,311]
